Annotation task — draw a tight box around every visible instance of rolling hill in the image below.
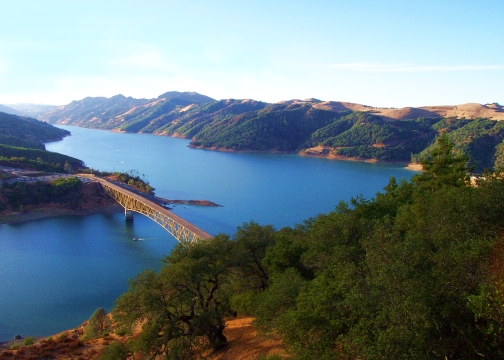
[36,93,504,172]
[0,111,83,172]
[0,104,23,116]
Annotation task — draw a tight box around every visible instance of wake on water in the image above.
[132,237,164,241]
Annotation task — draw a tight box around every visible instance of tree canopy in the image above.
[112,137,504,359]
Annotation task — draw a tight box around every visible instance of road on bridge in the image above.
[94,177,213,242]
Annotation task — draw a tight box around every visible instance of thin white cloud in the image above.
[327,62,504,73]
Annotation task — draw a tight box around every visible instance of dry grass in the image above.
[210,317,288,360]
[0,317,287,360]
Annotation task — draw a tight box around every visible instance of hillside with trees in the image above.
[0,112,83,172]
[87,135,504,359]
[39,91,215,129]
[35,93,504,173]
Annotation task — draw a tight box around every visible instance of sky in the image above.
[0,0,503,108]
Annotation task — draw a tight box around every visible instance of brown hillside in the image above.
[306,100,504,121]
[377,107,439,120]
[419,103,504,120]
[0,317,287,360]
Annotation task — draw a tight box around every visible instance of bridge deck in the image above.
[95,178,213,243]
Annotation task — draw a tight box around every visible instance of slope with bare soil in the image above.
[0,317,287,359]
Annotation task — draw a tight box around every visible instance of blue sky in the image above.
[0,0,503,107]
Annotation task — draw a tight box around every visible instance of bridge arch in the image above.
[99,180,212,244]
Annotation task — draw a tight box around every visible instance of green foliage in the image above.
[192,102,340,151]
[0,112,81,172]
[1,177,84,210]
[494,139,504,171]
[0,111,70,144]
[98,341,129,360]
[114,170,155,194]
[114,236,236,357]
[84,308,109,340]
[416,119,504,172]
[413,132,471,190]
[258,354,283,360]
[0,134,45,150]
[23,337,34,346]
[0,144,83,172]
[115,328,128,336]
[252,268,306,333]
[230,221,276,291]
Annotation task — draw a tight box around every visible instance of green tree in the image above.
[114,236,235,359]
[84,308,109,339]
[413,132,471,190]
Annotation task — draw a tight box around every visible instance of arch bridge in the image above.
[97,179,212,244]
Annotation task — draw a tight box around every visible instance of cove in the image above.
[0,126,416,341]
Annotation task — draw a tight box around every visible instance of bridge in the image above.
[96,178,213,244]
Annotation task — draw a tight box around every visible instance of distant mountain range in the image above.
[3,91,504,172]
[0,104,23,116]
[5,103,59,118]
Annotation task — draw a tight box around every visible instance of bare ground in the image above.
[0,317,288,359]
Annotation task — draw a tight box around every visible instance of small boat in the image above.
[133,237,139,241]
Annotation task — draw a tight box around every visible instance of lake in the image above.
[0,126,416,341]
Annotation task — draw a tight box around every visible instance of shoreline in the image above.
[188,144,295,155]
[0,203,123,225]
[187,143,422,171]
[300,151,423,171]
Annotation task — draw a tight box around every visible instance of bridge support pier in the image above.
[125,210,134,221]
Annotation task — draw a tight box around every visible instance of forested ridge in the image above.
[37,93,504,172]
[0,112,83,172]
[91,135,504,359]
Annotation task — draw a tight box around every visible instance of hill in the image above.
[0,104,23,116]
[0,112,70,149]
[39,91,215,129]
[0,112,83,172]
[5,103,58,118]
[37,94,504,172]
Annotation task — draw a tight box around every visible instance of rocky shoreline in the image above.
[188,144,422,171]
[299,146,423,170]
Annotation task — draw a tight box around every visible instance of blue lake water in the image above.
[0,126,416,341]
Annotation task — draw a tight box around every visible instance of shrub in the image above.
[259,354,282,360]
[23,336,34,346]
[98,341,129,360]
[115,328,128,336]
[83,308,109,339]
